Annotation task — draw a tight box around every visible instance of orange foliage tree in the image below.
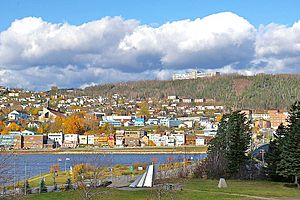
[63,114,85,134]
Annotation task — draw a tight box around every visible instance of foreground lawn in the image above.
[25,179,300,200]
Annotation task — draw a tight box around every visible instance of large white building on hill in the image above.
[172,70,220,80]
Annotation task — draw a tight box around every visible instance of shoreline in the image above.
[0,146,207,155]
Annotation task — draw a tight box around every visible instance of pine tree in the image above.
[225,112,251,176]
[264,124,286,181]
[40,178,47,193]
[278,101,300,186]
[207,111,251,178]
[65,178,73,190]
[23,180,31,194]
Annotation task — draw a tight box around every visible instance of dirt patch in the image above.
[233,79,253,96]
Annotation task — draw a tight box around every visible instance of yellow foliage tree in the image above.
[137,102,150,118]
[63,114,85,134]
[0,121,5,133]
[8,122,21,131]
[37,123,49,134]
[49,116,65,132]
[215,114,223,122]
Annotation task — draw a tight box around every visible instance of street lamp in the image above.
[65,158,70,172]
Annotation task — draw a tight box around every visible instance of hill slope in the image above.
[84,74,300,109]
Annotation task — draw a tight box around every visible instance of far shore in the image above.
[0,146,207,155]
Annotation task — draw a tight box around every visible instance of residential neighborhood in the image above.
[0,86,288,150]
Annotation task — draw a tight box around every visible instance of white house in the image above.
[8,110,29,121]
[48,133,64,146]
[196,137,205,146]
[159,118,182,128]
[171,134,185,146]
[64,134,79,143]
[79,135,88,145]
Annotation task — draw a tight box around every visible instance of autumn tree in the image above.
[137,102,150,118]
[99,123,115,135]
[8,122,21,131]
[63,114,85,134]
[83,113,99,133]
[49,116,64,133]
[0,121,5,133]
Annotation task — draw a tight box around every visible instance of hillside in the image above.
[83,74,300,110]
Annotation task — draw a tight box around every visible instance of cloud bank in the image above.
[0,12,300,90]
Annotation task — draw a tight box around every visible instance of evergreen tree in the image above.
[264,124,286,181]
[225,112,251,176]
[278,101,300,186]
[65,178,73,191]
[23,180,31,194]
[207,111,251,178]
[40,178,47,193]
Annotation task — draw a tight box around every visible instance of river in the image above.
[0,153,207,185]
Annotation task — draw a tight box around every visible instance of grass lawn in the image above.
[25,179,300,200]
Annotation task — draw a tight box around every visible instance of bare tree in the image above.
[72,155,111,200]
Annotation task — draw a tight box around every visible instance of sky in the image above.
[0,0,300,90]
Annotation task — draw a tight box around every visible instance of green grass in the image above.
[24,179,300,200]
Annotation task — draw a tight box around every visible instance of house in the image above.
[185,135,196,145]
[159,118,182,128]
[203,124,218,137]
[21,130,35,136]
[47,133,64,146]
[148,134,167,146]
[100,120,122,127]
[79,135,88,145]
[8,110,29,121]
[268,110,288,128]
[134,118,145,126]
[87,135,95,145]
[38,107,65,123]
[171,133,185,146]
[0,135,15,148]
[124,131,144,147]
[251,111,270,121]
[141,135,149,146]
[254,119,271,129]
[196,137,205,146]
[146,118,159,126]
[98,134,109,146]
[182,98,193,103]
[108,134,115,147]
[23,135,46,149]
[63,134,78,148]
[115,130,124,147]
[194,98,205,103]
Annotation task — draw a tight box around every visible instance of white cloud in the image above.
[0,12,300,90]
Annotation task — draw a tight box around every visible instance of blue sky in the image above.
[1,1,300,90]
[1,0,300,31]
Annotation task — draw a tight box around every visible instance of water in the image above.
[0,153,207,185]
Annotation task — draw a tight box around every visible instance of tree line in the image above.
[202,101,300,187]
[83,74,300,110]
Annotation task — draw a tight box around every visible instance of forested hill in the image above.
[83,74,300,110]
